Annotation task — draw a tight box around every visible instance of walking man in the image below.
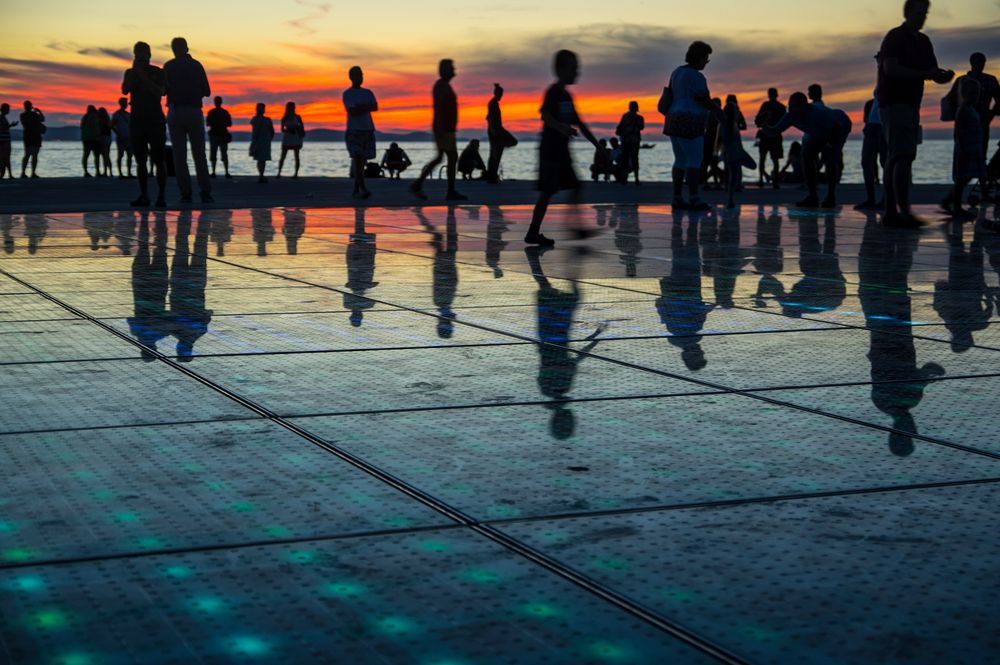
[411,59,465,201]
[164,37,213,203]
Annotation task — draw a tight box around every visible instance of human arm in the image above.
[737,111,747,130]
[199,62,210,99]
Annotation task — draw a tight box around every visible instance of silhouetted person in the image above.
[807,83,825,107]
[411,59,465,201]
[19,101,44,178]
[486,83,516,183]
[128,212,171,360]
[282,208,306,254]
[209,209,233,256]
[721,94,755,208]
[345,208,378,327]
[278,101,305,178]
[608,137,622,181]
[614,205,643,277]
[947,53,1000,157]
[702,97,725,189]
[381,142,411,178]
[23,214,48,254]
[754,88,785,188]
[485,205,509,277]
[205,96,232,178]
[251,208,275,256]
[656,212,713,370]
[122,42,167,207]
[81,105,101,177]
[525,50,600,246]
[934,221,992,350]
[111,97,133,178]
[0,103,16,179]
[343,66,378,198]
[417,208,459,338]
[249,103,274,183]
[764,91,849,207]
[112,211,136,256]
[942,78,987,219]
[83,211,113,250]
[856,90,887,210]
[616,101,644,185]
[878,0,954,224]
[458,139,486,180]
[858,215,944,455]
[525,245,604,439]
[97,107,113,176]
[170,213,213,361]
[590,138,612,182]
[779,141,804,183]
[665,41,720,211]
[164,36,212,203]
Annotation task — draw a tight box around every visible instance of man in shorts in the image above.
[122,41,167,207]
[343,66,378,199]
[411,59,465,201]
[878,0,954,223]
[754,88,785,188]
[19,100,45,178]
[205,96,232,178]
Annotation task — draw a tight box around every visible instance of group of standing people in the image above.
[0,101,46,179]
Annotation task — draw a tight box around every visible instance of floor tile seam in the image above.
[1,263,747,662]
[483,476,1000,527]
[0,415,264,438]
[0,522,466,572]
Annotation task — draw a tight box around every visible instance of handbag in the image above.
[657,85,673,117]
[940,94,956,122]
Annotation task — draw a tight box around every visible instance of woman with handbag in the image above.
[486,83,517,183]
[662,41,721,211]
[278,101,305,178]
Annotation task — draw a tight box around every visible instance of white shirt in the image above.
[669,66,710,119]
[343,87,377,132]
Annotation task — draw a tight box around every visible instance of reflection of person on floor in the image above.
[859,216,944,456]
[977,220,1000,320]
[170,212,213,361]
[485,205,509,278]
[344,208,379,327]
[418,207,459,337]
[702,210,745,308]
[24,214,48,255]
[656,212,713,370]
[752,206,785,308]
[83,211,114,251]
[128,212,171,360]
[113,211,136,256]
[614,205,643,277]
[526,245,604,439]
[779,214,847,317]
[209,209,233,257]
[282,208,307,255]
[934,221,992,350]
[2,214,18,254]
[251,208,275,257]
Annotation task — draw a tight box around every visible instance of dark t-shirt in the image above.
[755,100,786,127]
[20,110,44,144]
[539,84,578,157]
[432,79,458,135]
[123,65,165,121]
[877,24,938,107]
[206,107,232,136]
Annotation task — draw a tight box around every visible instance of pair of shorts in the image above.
[881,104,920,160]
[434,132,457,155]
[130,120,166,162]
[757,133,783,160]
[345,130,376,160]
[670,135,704,170]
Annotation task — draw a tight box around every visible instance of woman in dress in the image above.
[277,101,305,178]
[249,103,275,183]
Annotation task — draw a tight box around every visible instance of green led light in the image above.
[0,521,17,533]
[230,501,258,512]
[227,636,270,656]
[113,511,141,523]
[162,565,193,579]
[586,641,632,661]
[486,505,521,518]
[180,463,204,472]
[520,602,562,618]
[418,540,450,553]
[261,525,291,538]
[9,575,46,591]
[3,548,35,562]
[56,654,93,665]
[383,516,414,528]
[190,596,226,614]
[321,581,365,597]
[204,481,227,491]
[31,609,68,629]
[286,550,316,564]
[71,470,96,480]
[463,569,501,584]
[92,489,116,500]
[136,537,166,549]
[372,616,418,635]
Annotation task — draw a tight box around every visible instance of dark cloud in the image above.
[46,41,131,61]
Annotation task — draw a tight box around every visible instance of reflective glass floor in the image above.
[2,204,999,664]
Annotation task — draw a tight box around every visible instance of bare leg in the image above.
[525,192,553,240]
[277,146,287,177]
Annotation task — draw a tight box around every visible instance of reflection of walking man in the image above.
[345,208,379,327]
[164,37,213,204]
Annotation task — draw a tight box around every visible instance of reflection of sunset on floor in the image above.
[2,0,995,133]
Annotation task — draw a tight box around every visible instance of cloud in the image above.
[46,41,131,61]
[285,0,331,36]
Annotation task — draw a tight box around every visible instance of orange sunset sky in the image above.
[3,0,998,135]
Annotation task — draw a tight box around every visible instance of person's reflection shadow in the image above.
[344,208,379,327]
[170,212,213,362]
[859,215,944,456]
[418,206,459,338]
[525,245,604,439]
[976,217,1000,322]
[251,208,275,257]
[656,210,713,370]
[614,204,643,277]
[24,214,48,255]
[127,211,171,361]
[485,205,509,278]
[778,213,847,318]
[210,209,233,257]
[2,214,18,254]
[113,211,136,256]
[83,211,113,251]
[282,207,307,255]
[702,209,746,308]
[933,220,992,351]
[752,206,784,308]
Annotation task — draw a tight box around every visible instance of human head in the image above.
[390,142,399,149]
[598,138,607,147]
[726,94,737,105]
[213,96,223,107]
[1,103,9,116]
[554,49,579,84]
[133,41,151,63]
[902,0,929,31]
[349,311,363,327]
[439,59,455,80]
[685,41,712,69]
[171,37,189,57]
[23,100,32,111]
[959,77,981,106]
[470,138,479,148]
[629,100,639,112]
[549,405,576,440]
[767,87,778,100]
[970,52,986,73]
[493,83,504,100]
[610,137,619,148]
[255,102,265,115]
[349,65,363,86]
[807,84,823,102]
[86,104,96,114]
[788,91,808,112]
[118,97,128,110]
[284,101,296,116]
